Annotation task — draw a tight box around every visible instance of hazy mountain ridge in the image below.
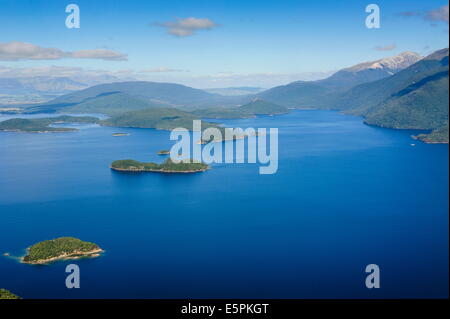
[0,74,126,105]
[204,87,265,96]
[61,92,169,115]
[0,77,87,95]
[28,81,252,113]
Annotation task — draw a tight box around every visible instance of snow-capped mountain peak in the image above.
[346,51,422,72]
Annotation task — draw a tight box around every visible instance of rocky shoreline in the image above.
[110,166,208,173]
[22,248,104,265]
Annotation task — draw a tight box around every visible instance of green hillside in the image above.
[26,81,251,113]
[239,99,289,115]
[311,48,449,142]
[258,81,333,108]
[415,125,449,143]
[258,52,421,108]
[101,107,219,131]
[257,49,448,143]
[45,81,218,105]
[339,49,449,115]
[0,288,20,299]
[191,107,245,119]
[62,92,167,115]
[364,71,449,129]
[192,99,289,119]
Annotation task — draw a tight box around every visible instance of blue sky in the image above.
[0,0,448,88]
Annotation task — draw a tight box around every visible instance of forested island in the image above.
[111,158,209,173]
[22,237,103,264]
[0,116,99,133]
[0,289,20,299]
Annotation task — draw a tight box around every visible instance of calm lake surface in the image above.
[0,110,448,298]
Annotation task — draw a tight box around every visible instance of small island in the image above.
[111,158,209,173]
[199,133,247,145]
[0,289,20,299]
[22,237,103,265]
[157,150,170,155]
[112,132,129,136]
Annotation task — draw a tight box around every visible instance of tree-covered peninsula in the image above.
[191,99,290,119]
[414,125,449,144]
[100,107,220,131]
[0,289,20,299]
[111,158,209,173]
[0,116,99,133]
[22,237,103,264]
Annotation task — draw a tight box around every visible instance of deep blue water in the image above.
[0,110,448,298]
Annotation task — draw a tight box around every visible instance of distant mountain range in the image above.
[26,81,251,113]
[258,49,448,142]
[0,73,128,95]
[204,87,265,96]
[342,49,448,121]
[0,77,86,95]
[361,50,448,142]
[0,74,125,105]
[12,49,450,143]
[257,52,422,108]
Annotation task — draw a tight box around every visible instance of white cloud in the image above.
[374,44,397,51]
[139,67,187,73]
[398,5,449,25]
[70,49,127,61]
[157,17,218,37]
[0,41,127,61]
[426,5,449,24]
[0,42,63,60]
